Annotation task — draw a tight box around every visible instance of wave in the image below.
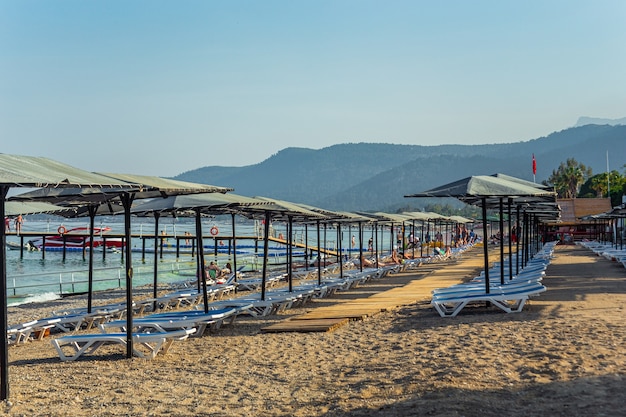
[8,292,60,307]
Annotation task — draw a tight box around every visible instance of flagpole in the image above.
[606,150,610,199]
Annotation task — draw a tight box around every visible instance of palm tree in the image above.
[547,158,592,198]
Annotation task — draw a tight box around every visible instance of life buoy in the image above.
[210,226,219,236]
[58,226,67,234]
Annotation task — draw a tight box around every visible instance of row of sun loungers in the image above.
[50,303,255,361]
[431,241,556,317]
[10,258,409,360]
[577,240,626,268]
[401,243,475,271]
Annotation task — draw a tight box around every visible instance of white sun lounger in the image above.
[431,283,547,317]
[51,328,195,361]
[100,306,249,336]
[7,320,38,345]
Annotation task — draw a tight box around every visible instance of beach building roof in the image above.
[557,198,612,223]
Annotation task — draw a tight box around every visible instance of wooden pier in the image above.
[267,236,339,256]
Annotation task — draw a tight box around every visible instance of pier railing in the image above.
[7,266,125,299]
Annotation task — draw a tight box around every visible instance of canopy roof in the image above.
[447,215,475,224]
[491,173,552,190]
[9,174,232,207]
[96,173,232,197]
[290,203,373,224]
[249,197,327,221]
[5,201,76,216]
[129,192,270,216]
[0,154,140,189]
[405,174,557,207]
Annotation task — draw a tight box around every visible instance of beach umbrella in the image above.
[131,193,272,312]
[10,173,233,359]
[0,153,140,400]
[237,197,326,300]
[293,204,373,277]
[405,174,558,294]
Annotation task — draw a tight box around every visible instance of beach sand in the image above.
[2,244,625,417]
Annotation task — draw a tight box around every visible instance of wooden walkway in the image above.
[261,244,496,333]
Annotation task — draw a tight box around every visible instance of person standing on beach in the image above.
[4,217,10,232]
[15,214,23,234]
[351,235,356,248]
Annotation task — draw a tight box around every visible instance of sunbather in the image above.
[360,256,375,268]
[206,261,221,279]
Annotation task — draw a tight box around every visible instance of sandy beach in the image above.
[2,244,625,417]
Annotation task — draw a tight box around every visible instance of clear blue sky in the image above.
[2,1,625,177]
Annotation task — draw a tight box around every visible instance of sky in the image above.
[2,1,625,177]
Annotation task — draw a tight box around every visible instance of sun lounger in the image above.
[101,306,250,336]
[209,291,298,316]
[51,328,195,361]
[34,311,113,334]
[431,283,547,317]
[7,320,38,345]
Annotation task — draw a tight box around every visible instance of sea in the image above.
[4,215,366,306]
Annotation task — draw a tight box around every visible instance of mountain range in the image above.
[173,123,626,212]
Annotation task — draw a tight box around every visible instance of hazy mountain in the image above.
[174,124,626,212]
[575,116,626,127]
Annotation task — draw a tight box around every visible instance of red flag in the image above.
[532,154,537,175]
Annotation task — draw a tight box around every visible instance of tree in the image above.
[580,170,626,206]
[547,158,592,199]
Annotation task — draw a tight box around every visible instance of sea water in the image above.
[4,216,362,306]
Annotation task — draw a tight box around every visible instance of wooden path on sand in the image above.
[262,244,494,333]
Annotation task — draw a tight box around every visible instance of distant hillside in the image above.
[174,124,626,212]
[575,116,626,127]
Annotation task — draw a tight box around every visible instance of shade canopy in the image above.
[491,173,552,190]
[0,154,142,401]
[405,174,557,208]
[291,203,373,224]
[0,154,141,189]
[447,215,475,224]
[248,197,327,221]
[6,167,234,367]
[5,201,77,216]
[96,173,232,198]
[130,192,269,216]
[9,174,232,206]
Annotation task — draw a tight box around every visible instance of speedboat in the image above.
[7,241,38,251]
[27,227,124,252]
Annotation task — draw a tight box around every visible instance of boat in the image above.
[27,227,124,252]
[6,241,38,251]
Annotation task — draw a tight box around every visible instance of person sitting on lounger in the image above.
[221,262,232,276]
[391,247,401,264]
[207,261,221,279]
